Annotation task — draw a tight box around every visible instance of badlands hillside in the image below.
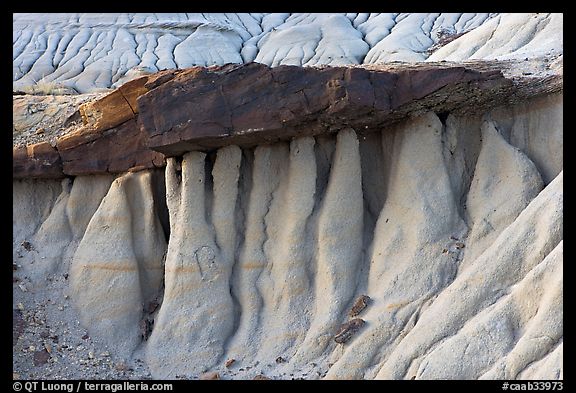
[13,13,562,380]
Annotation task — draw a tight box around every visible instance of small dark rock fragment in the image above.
[253,375,271,380]
[349,295,371,317]
[334,318,365,344]
[275,356,286,364]
[21,241,32,251]
[33,349,50,366]
[225,358,235,368]
[199,372,220,380]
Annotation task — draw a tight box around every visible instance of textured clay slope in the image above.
[13,93,562,379]
[13,13,562,93]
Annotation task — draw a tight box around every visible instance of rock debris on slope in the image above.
[13,12,562,380]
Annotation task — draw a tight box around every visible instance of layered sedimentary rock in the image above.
[13,142,62,179]
[138,61,513,155]
[13,60,561,179]
[56,118,165,176]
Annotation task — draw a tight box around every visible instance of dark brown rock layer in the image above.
[56,119,165,176]
[13,142,63,179]
[13,61,562,179]
[137,62,514,155]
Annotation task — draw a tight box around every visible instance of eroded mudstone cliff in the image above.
[13,93,563,380]
[13,13,562,381]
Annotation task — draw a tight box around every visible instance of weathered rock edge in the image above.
[13,61,562,179]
